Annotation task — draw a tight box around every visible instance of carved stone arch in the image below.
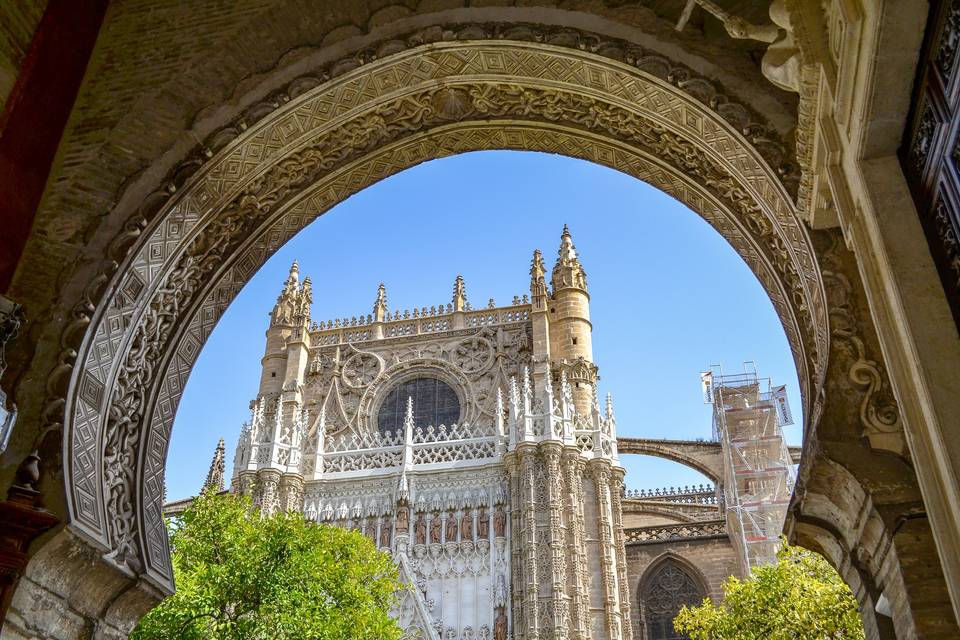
[51,36,828,601]
[638,552,709,640]
[622,503,698,524]
[788,454,925,640]
[617,439,723,483]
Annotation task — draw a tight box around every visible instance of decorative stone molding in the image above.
[819,231,905,457]
[624,520,727,545]
[54,38,826,592]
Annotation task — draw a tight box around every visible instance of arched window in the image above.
[377,377,460,434]
[641,559,705,640]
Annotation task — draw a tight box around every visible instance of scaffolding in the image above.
[702,363,795,573]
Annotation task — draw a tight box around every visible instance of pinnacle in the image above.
[204,438,226,493]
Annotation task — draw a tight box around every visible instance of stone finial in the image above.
[452,275,467,312]
[529,249,547,310]
[402,396,416,447]
[285,260,300,290]
[271,260,312,327]
[204,438,226,493]
[551,225,588,292]
[373,283,388,322]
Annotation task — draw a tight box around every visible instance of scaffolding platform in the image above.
[701,364,796,573]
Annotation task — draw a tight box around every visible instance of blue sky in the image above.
[166,151,802,500]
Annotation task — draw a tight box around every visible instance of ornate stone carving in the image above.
[820,232,905,457]
[343,353,382,388]
[61,38,825,588]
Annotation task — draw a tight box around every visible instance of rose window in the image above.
[377,377,461,435]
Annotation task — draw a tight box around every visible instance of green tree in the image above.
[131,491,403,640]
[674,543,865,640]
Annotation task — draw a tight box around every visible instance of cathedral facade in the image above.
[231,227,633,640]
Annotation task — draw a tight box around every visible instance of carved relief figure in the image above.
[722,0,799,92]
[445,511,458,542]
[379,524,391,549]
[415,514,427,545]
[364,519,376,543]
[477,507,489,538]
[396,504,409,532]
[430,515,442,544]
[460,511,474,541]
[493,607,508,640]
[493,509,506,537]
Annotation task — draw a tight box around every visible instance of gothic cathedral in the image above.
[231,227,632,640]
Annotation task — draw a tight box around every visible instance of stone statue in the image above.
[379,524,391,548]
[722,0,799,93]
[396,504,409,532]
[477,507,489,538]
[446,511,458,542]
[460,512,473,541]
[430,515,442,544]
[493,509,506,537]
[493,608,508,640]
[415,515,427,545]
[364,520,376,543]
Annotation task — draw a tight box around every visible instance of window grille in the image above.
[377,377,460,434]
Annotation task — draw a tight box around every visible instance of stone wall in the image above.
[624,536,740,640]
[0,0,45,111]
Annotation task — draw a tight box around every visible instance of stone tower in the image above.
[545,226,597,416]
[233,261,312,515]
[228,232,632,639]
[503,365,630,640]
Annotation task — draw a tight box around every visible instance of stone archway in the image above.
[638,554,708,640]
[18,17,943,638]
[0,4,954,639]
[57,37,827,595]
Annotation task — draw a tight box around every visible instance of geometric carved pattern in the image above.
[641,560,705,640]
[61,38,827,591]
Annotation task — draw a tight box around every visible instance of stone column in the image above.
[543,445,568,639]
[257,469,281,516]
[278,473,304,513]
[562,450,590,640]
[608,468,633,640]
[520,450,540,638]
[507,457,525,640]
[0,454,58,628]
[591,462,621,639]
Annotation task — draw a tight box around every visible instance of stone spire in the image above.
[271,260,311,327]
[530,249,547,311]
[550,224,588,292]
[452,274,468,312]
[283,260,299,293]
[373,283,388,322]
[204,438,226,492]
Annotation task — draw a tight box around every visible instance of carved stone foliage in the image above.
[308,325,528,438]
[342,352,383,389]
[59,38,826,589]
[817,230,905,457]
